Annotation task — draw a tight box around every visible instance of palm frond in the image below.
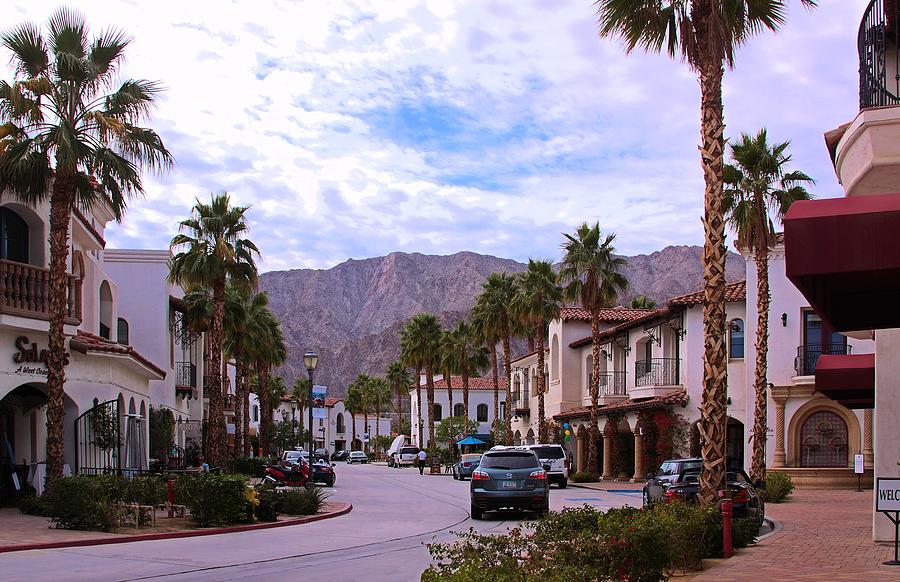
[1,22,49,78]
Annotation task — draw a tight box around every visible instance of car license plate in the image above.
[502,480,520,489]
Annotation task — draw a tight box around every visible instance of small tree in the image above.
[435,417,479,445]
[149,406,175,460]
[89,404,120,472]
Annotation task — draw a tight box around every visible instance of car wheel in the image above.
[327,479,335,487]
[470,502,483,520]
[558,478,567,489]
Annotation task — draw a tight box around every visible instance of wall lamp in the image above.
[781,313,788,327]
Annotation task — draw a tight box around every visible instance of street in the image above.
[0,463,641,582]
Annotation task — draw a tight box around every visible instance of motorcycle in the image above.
[261,461,309,487]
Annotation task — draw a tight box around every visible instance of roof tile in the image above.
[69,331,165,378]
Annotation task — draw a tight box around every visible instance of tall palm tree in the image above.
[223,285,249,457]
[513,260,562,443]
[170,193,259,467]
[558,222,629,475]
[724,128,813,483]
[439,328,456,427]
[473,273,518,443]
[345,381,363,450]
[369,376,391,450]
[471,307,502,442]
[291,377,311,447]
[349,374,373,452]
[403,313,442,450]
[386,361,413,434]
[399,323,425,446]
[596,0,816,502]
[0,9,172,477]
[243,294,284,456]
[443,320,489,433]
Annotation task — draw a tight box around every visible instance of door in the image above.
[803,312,847,375]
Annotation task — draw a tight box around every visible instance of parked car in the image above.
[452,453,483,480]
[642,457,703,506]
[516,444,569,488]
[347,451,369,464]
[281,449,306,465]
[310,458,336,487]
[392,446,420,468]
[314,448,330,461]
[331,450,350,461]
[663,469,766,528]
[469,449,550,520]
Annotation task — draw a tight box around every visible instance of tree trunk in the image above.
[45,177,73,479]
[415,366,423,447]
[375,395,381,449]
[502,326,513,445]
[241,359,251,456]
[234,355,245,457]
[350,412,357,450]
[446,366,454,437]
[490,343,500,442]
[257,361,272,456]
[461,358,470,436]
[697,57,729,504]
[363,410,369,452]
[750,250,770,482]
[589,313,601,475]
[203,279,228,468]
[426,366,436,450]
[536,325,547,443]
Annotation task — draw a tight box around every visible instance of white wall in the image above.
[409,386,506,449]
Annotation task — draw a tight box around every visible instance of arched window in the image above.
[433,403,443,422]
[729,319,745,359]
[453,403,464,417]
[800,410,848,467]
[476,403,488,422]
[336,413,345,433]
[551,334,560,380]
[252,405,259,423]
[0,207,29,263]
[117,318,129,345]
[99,281,113,340]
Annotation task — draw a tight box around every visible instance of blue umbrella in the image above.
[456,436,486,446]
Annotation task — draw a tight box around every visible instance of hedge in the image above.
[41,474,168,531]
[230,456,279,478]
[174,473,251,527]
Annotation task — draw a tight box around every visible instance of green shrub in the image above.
[650,501,720,572]
[255,483,280,522]
[277,487,330,516]
[175,473,251,526]
[18,493,46,516]
[127,475,167,506]
[43,475,117,531]
[230,456,279,477]
[569,471,599,483]
[731,517,759,549]
[763,471,794,503]
[93,474,129,503]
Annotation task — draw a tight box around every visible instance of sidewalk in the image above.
[689,489,900,581]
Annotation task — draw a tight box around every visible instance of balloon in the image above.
[564,429,571,436]
[564,435,571,441]
[563,422,569,429]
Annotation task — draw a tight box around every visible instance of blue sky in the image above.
[2,0,866,271]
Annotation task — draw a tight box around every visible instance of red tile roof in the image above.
[560,306,655,323]
[69,331,165,378]
[417,376,509,391]
[667,281,746,306]
[568,307,672,349]
[73,207,106,248]
[553,389,687,420]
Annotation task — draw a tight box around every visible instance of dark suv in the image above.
[642,457,702,507]
[469,449,550,520]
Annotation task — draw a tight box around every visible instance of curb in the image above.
[758,517,782,541]
[568,482,643,493]
[0,502,352,554]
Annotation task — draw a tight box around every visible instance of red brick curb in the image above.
[0,502,352,554]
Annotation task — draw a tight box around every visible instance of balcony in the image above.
[794,343,852,377]
[597,371,628,405]
[632,358,682,399]
[510,389,530,417]
[0,260,82,325]
[175,361,197,399]
[859,0,900,109]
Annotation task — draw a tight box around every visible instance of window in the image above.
[499,401,505,420]
[0,207,29,264]
[252,405,259,423]
[99,281,113,340]
[433,403,442,422]
[453,403,464,417]
[117,318,129,345]
[800,410,848,468]
[551,334,560,380]
[336,413,345,433]
[476,403,488,422]
[729,319,744,359]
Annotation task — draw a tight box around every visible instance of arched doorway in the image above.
[726,417,745,470]
[800,410,849,468]
[99,281,113,340]
[615,418,634,480]
[525,428,535,445]
[513,430,521,446]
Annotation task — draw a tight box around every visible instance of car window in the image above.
[682,460,702,472]
[400,447,418,455]
[461,454,482,462]
[659,462,677,476]
[480,452,539,470]
[530,446,564,459]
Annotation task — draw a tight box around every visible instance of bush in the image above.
[18,493,46,516]
[175,473,251,526]
[255,483,280,522]
[650,502,720,572]
[127,475,167,506]
[43,475,117,531]
[569,471,599,483]
[732,517,759,549]
[277,487,330,516]
[763,471,794,503]
[230,456,279,477]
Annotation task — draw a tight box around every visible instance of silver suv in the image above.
[516,444,569,488]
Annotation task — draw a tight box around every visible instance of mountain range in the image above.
[259,246,746,396]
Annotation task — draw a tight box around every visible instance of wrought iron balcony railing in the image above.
[859,0,900,108]
[0,260,82,324]
[635,358,681,387]
[175,361,197,388]
[794,343,852,376]
[599,371,627,396]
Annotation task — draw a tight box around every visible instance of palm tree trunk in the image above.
[461,360,470,436]
[426,367,436,450]
[536,325,547,443]
[242,359,251,456]
[234,356,244,457]
[490,343,499,442]
[205,279,228,468]
[351,412,357,450]
[589,313,601,475]
[697,57,729,504]
[45,179,73,479]
[446,366,454,437]
[751,251,770,482]
[257,361,272,456]
[364,410,369,452]
[502,327,513,445]
[375,396,381,449]
[415,366,423,446]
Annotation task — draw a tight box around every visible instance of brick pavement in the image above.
[689,489,900,581]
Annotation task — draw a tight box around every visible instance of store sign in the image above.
[13,336,70,375]
[877,478,900,512]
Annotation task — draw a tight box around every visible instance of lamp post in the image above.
[303,351,318,467]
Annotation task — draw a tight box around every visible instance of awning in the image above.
[784,192,900,331]
[814,353,875,409]
[456,436,486,446]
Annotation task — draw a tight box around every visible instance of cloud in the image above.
[1,0,867,271]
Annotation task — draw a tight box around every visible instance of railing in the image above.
[0,260,82,324]
[510,386,530,413]
[635,358,681,387]
[859,0,900,108]
[794,343,852,376]
[223,394,236,412]
[599,371,627,396]
[175,361,197,388]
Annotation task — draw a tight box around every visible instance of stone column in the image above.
[773,396,787,468]
[601,433,614,480]
[631,432,644,482]
[575,428,585,474]
[863,408,874,468]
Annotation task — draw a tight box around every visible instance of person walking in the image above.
[417,448,427,475]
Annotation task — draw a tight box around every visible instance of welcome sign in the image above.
[877,478,900,512]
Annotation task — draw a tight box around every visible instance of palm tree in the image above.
[345,381,364,450]
[470,307,502,442]
[595,0,816,503]
[291,377,311,447]
[473,273,518,443]
[169,193,259,466]
[243,294,285,456]
[629,296,656,309]
[558,223,629,475]
[0,9,173,477]
[439,328,456,427]
[724,128,813,483]
[369,376,391,451]
[399,324,425,446]
[443,321,489,434]
[513,260,562,443]
[223,285,249,456]
[402,313,442,450]
[349,374,373,452]
[386,361,413,434]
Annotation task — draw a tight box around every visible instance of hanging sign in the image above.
[855,454,865,475]
[312,385,327,418]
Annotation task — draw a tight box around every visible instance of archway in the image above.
[800,410,849,468]
[690,421,701,458]
[0,203,45,265]
[615,418,634,479]
[788,398,859,468]
[726,417,744,470]
[513,430,521,446]
[525,428,535,445]
[551,334,560,381]
[99,281,113,340]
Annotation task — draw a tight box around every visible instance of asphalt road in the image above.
[0,463,641,582]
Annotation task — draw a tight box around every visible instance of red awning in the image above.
[784,192,900,331]
[814,353,875,409]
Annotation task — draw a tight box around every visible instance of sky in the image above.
[2,0,867,272]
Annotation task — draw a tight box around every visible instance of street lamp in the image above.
[304,351,318,472]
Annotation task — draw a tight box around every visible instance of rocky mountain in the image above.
[260,246,745,395]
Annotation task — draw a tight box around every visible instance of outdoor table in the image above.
[26,462,71,495]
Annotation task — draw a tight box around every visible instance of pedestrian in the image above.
[418,448,427,475]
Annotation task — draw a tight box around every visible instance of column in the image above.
[575,428,585,474]
[863,408,874,468]
[773,396,787,468]
[601,433,613,480]
[631,432,645,482]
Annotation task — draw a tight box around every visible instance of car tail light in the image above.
[665,489,683,501]
[732,488,750,503]
[565,459,570,470]
[463,463,471,467]
[472,470,490,481]
[528,470,547,480]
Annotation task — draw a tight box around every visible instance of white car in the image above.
[394,446,419,467]
[516,444,569,488]
[347,451,369,464]
[281,450,308,465]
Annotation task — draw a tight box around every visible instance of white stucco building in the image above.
[409,375,508,449]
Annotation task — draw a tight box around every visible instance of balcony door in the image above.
[0,208,29,264]
[802,311,847,375]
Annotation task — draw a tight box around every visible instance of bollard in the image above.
[167,479,175,518]
[721,497,734,558]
